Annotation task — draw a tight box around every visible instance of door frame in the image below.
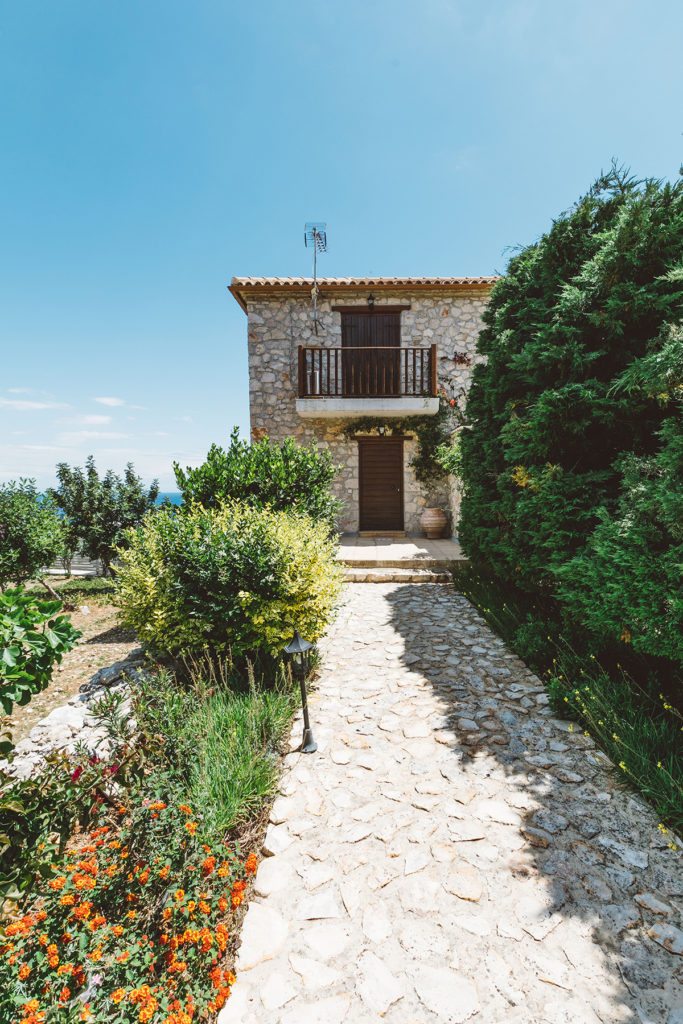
[357,435,405,535]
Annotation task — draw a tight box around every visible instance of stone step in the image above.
[340,557,458,569]
[344,567,453,584]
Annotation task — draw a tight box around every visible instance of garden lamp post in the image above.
[284,630,317,754]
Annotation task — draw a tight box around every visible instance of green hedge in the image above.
[459,168,683,669]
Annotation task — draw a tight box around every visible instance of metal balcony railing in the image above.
[298,345,437,399]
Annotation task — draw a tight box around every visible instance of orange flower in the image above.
[116,951,130,963]
[199,900,211,915]
[72,902,92,920]
[57,964,74,976]
[126,910,137,920]
[174,889,185,903]
[218,896,228,913]
[178,804,192,815]
[48,876,67,891]
[22,1000,39,1014]
[60,894,76,906]
[112,925,124,937]
[217,861,230,878]
[111,989,126,1005]
[88,946,103,963]
[158,865,171,880]
[184,821,198,836]
[38,933,49,947]
[80,1006,92,1021]
[162,908,172,921]
[245,852,258,875]
[59,986,71,1003]
[18,964,31,980]
[186,901,196,914]
[201,856,216,876]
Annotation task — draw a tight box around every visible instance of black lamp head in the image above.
[284,630,314,657]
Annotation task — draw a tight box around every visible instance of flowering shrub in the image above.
[113,500,343,658]
[0,798,258,1024]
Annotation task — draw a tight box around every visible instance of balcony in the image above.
[296,345,439,418]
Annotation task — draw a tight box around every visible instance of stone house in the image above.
[229,277,496,535]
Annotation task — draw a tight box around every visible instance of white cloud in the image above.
[58,430,131,443]
[78,414,112,425]
[6,387,33,395]
[0,398,68,411]
[94,396,125,407]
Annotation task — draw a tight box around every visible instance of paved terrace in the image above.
[221,583,683,1024]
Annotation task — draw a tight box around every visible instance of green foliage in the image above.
[113,501,344,659]
[174,428,342,529]
[459,167,683,670]
[49,456,159,575]
[0,480,63,589]
[0,588,80,723]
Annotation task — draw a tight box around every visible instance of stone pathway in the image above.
[221,584,683,1024]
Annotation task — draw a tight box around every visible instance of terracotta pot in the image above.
[420,507,448,539]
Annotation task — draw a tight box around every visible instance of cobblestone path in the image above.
[221,584,683,1024]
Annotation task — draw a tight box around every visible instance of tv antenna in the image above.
[304,222,327,335]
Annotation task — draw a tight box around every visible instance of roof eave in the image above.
[228,277,498,314]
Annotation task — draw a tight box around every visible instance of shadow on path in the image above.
[381,583,683,1024]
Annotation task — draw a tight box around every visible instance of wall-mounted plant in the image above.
[338,383,467,488]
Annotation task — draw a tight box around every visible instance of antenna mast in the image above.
[304,222,327,335]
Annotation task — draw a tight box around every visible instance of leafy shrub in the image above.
[459,166,683,670]
[113,501,343,659]
[0,481,63,589]
[174,428,341,529]
[53,577,116,599]
[0,589,80,723]
[50,457,159,576]
[0,752,122,901]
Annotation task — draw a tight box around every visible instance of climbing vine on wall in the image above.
[338,382,467,489]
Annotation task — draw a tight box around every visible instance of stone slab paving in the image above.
[338,535,466,565]
[220,584,683,1024]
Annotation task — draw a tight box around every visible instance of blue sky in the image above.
[1,0,681,488]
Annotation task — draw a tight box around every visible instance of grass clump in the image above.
[136,665,296,836]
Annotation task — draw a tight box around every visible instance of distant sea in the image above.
[156,492,183,506]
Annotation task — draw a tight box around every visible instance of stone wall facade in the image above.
[245,289,489,534]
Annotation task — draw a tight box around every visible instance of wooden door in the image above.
[341,311,401,396]
[358,438,404,532]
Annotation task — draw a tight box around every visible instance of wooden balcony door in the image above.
[341,310,401,396]
[358,437,404,533]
